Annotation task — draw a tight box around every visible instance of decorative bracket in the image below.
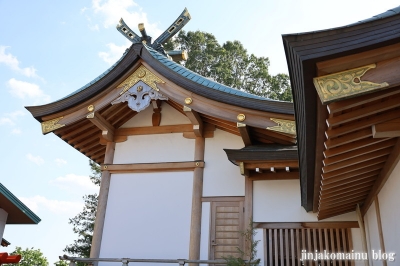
[313,64,389,104]
[41,116,65,134]
[267,118,296,135]
[112,81,168,112]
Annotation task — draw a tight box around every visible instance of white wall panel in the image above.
[200,202,210,263]
[203,129,244,196]
[364,201,383,266]
[253,180,357,222]
[377,160,399,264]
[99,172,193,265]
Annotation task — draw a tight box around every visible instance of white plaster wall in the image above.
[254,229,264,266]
[0,209,7,239]
[120,101,191,128]
[200,202,210,264]
[99,172,193,266]
[351,228,366,266]
[376,160,399,264]
[253,180,357,222]
[203,129,244,196]
[114,133,195,164]
[364,201,383,266]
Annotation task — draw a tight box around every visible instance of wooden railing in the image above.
[60,255,259,266]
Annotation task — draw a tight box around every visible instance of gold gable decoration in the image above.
[313,64,389,104]
[41,117,65,134]
[118,65,165,94]
[267,118,296,135]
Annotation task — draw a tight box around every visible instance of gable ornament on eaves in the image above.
[111,65,168,112]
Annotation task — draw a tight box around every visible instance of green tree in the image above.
[63,160,100,266]
[54,260,68,266]
[5,247,49,266]
[172,30,292,102]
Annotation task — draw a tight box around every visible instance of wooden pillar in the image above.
[90,142,116,264]
[244,177,253,259]
[375,196,387,266]
[356,204,369,266]
[189,137,205,266]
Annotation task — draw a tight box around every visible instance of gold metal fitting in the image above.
[237,114,246,122]
[184,97,193,105]
[103,165,108,170]
[195,162,200,167]
[87,105,95,112]
[137,85,143,92]
[137,69,146,78]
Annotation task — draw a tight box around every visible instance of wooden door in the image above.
[209,198,245,261]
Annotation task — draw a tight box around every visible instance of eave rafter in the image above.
[312,58,400,219]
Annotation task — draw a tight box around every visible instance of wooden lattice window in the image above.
[263,225,355,266]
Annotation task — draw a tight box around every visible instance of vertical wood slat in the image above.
[347,228,355,266]
[336,228,343,266]
[296,229,301,266]
[285,229,290,266]
[319,229,325,266]
[274,229,278,266]
[268,229,273,266]
[313,229,318,266]
[302,229,306,264]
[330,229,336,266]
[280,229,284,266]
[307,229,312,266]
[342,229,349,266]
[290,229,295,266]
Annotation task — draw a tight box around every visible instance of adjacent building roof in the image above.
[283,6,400,212]
[0,183,41,224]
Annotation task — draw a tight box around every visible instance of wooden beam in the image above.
[189,137,205,266]
[102,161,205,173]
[322,147,392,173]
[362,138,400,215]
[322,156,387,179]
[115,124,193,136]
[248,171,299,180]
[356,204,369,266]
[90,142,115,263]
[324,137,391,158]
[184,106,203,137]
[152,100,162,126]
[324,128,372,149]
[87,112,115,142]
[323,138,396,166]
[320,191,369,204]
[237,123,252,146]
[244,160,298,169]
[372,118,400,138]
[375,196,387,266]
[321,166,381,185]
[326,109,400,139]
[321,183,374,199]
[256,222,359,229]
[327,87,400,114]
[326,94,400,128]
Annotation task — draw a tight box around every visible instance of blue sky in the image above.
[0,0,398,264]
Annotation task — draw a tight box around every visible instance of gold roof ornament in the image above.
[267,118,296,135]
[118,65,165,94]
[313,64,389,104]
[41,116,65,134]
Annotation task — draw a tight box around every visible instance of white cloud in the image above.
[0,117,13,126]
[19,195,83,216]
[90,0,162,37]
[11,128,22,134]
[0,46,39,78]
[7,78,51,103]
[54,158,67,166]
[26,153,45,165]
[89,24,100,31]
[99,42,130,65]
[50,174,99,193]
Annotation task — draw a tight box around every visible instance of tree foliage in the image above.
[63,160,101,266]
[170,30,292,102]
[4,246,49,266]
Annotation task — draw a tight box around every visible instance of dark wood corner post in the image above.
[90,142,116,265]
[189,137,205,266]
